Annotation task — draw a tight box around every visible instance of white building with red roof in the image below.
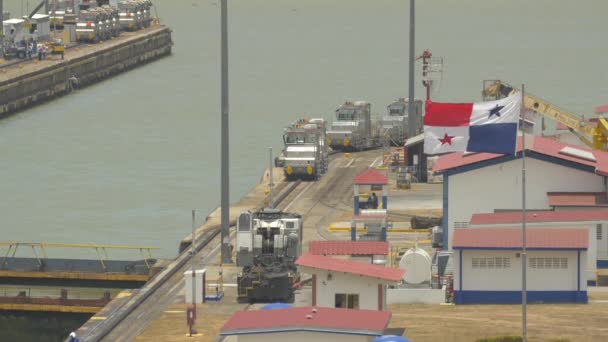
[220,306,392,342]
[433,135,608,250]
[452,227,588,304]
[296,253,404,311]
[469,210,608,278]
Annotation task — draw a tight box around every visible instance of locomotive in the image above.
[235,208,303,304]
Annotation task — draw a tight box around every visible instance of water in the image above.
[1,0,607,259]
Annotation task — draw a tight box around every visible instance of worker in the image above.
[68,332,80,342]
[366,194,373,209]
[371,192,378,209]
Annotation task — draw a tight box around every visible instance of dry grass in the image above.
[136,300,244,342]
[389,302,608,342]
[138,299,608,342]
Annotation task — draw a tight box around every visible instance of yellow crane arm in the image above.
[522,93,595,136]
[484,81,602,149]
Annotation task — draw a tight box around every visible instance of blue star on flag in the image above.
[489,104,504,118]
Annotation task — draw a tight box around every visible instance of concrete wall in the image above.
[0,26,172,117]
[387,287,445,304]
[301,266,386,310]
[447,157,603,248]
[454,250,586,292]
[237,331,374,342]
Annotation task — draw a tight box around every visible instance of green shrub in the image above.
[476,336,523,342]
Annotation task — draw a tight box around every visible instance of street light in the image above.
[220,0,232,264]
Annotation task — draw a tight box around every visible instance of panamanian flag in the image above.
[424,92,522,155]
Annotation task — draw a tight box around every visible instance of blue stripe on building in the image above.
[454,291,588,304]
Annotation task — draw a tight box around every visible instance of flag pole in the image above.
[521,84,527,342]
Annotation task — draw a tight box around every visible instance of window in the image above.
[472,257,511,269]
[454,222,469,228]
[529,257,567,269]
[597,224,603,240]
[335,293,359,309]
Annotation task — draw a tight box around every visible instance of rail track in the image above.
[77,150,378,341]
[77,179,302,341]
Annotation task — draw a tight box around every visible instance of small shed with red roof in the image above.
[452,227,588,304]
[309,240,389,264]
[220,306,392,342]
[433,135,608,250]
[353,168,389,216]
[296,253,404,311]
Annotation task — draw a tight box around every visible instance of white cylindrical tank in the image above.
[399,247,431,284]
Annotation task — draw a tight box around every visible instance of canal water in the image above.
[1,0,607,261]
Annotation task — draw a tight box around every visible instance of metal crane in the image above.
[483,80,608,151]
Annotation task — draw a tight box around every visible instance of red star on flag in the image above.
[438,133,454,145]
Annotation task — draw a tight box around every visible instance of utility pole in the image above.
[407,0,416,138]
[521,84,527,342]
[0,0,4,40]
[268,147,274,208]
[190,209,196,336]
[220,0,232,264]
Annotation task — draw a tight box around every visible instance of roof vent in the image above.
[306,314,313,319]
[559,146,596,162]
[311,308,318,313]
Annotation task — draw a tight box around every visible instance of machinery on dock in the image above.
[280,118,328,180]
[48,37,65,57]
[118,0,152,31]
[76,10,104,42]
[101,5,122,37]
[48,0,71,29]
[381,98,424,145]
[327,100,380,151]
[236,208,303,303]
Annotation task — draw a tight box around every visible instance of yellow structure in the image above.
[484,81,608,150]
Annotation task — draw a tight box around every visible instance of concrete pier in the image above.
[73,151,397,341]
[0,25,173,117]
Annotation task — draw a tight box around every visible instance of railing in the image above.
[0,242,159,272]
[0,286,114,308]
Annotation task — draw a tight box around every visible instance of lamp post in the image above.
[220,0,232,264]
[407,0,416,138]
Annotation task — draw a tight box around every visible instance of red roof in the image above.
[353,168,388,185]
[470,209,608,225]
[433,135,608,176]
[547,192,608,207]
[452,227,588,249]
[595,105,608,114]
[296,253,404,282]
[309,241,389,256]
[220,306,391,336]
